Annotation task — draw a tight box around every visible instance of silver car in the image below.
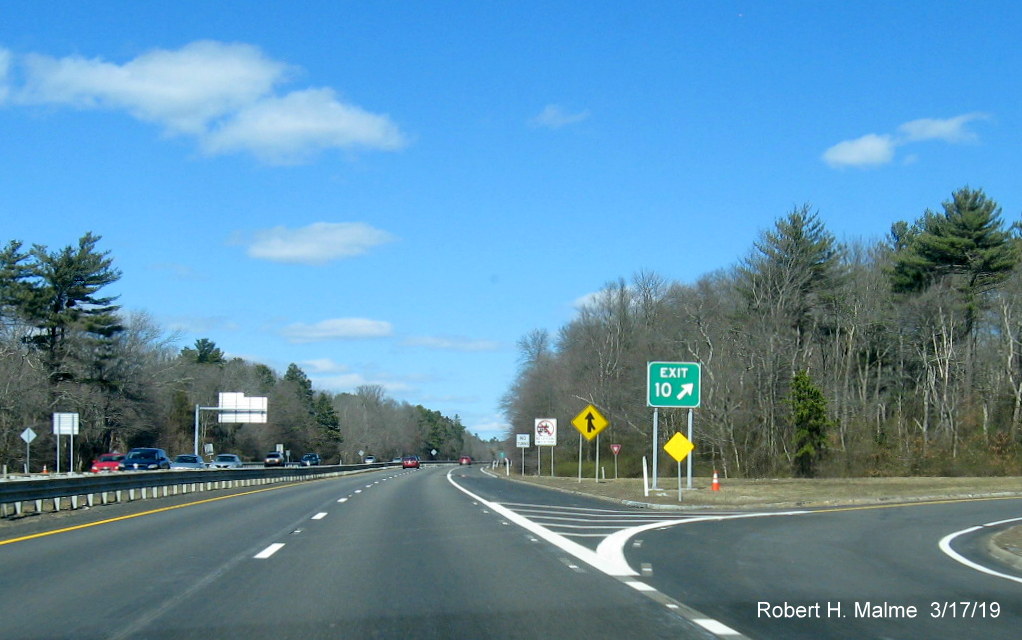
[170,454,207,470]
[210,453,244,469]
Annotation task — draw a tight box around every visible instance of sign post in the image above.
[21,428,37,474]
[535,419,556,477]
[647,362,701,490]
[610,443,621,479]
[664,432,695,501]
[516,433,530,475]
[571,405,609,483]
[52,413,79,474]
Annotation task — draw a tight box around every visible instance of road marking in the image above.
[0,483,302,547]
[338,497,349,503]
[254,543,285,559]
[311,512,327,520]
[695,619,741,635]
[939,517,1022,585]
[625,580,655,591]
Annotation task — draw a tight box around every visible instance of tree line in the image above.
[0,234,489,471]
[502,187,1022,478]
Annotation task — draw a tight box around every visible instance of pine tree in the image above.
[788,370,831,478]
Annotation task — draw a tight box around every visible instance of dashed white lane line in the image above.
[254,543,285,559]
[338,497,348,503]
[311,512,327,520]
[695,619,742,636]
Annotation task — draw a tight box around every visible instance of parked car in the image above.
[210,453,244,469]
[300,453,321,466]
[89,453,124,473]
[264,451,285,467]
[459,455,473,466]
[119,448,171,471]
[401,455,421,469]
[170,454,207,470]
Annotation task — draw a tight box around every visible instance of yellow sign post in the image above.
[572,405,609,483]
[663,432,695,501]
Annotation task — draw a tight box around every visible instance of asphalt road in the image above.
[0,466,707,640]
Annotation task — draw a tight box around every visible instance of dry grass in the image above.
[505,474,1022,509]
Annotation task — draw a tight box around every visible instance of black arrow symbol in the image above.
[586,412,596,432]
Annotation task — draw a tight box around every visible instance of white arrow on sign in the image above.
[676,383,695,400]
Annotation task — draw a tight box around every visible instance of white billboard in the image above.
[218,392,268,423]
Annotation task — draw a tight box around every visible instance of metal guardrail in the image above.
[0,463,395,518]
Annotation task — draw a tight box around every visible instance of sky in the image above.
[1,2,1020,441]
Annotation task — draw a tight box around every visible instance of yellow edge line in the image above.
[0,482,297,546]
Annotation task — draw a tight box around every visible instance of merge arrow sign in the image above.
[571,404,609,441]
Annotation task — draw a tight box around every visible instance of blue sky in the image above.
[2,2,1019,441]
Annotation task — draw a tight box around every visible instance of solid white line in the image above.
[938,518,1022,585]
[311,512,327,520]
[625,580,656,591]
[254,543,285,559]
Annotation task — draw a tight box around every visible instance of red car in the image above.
[401,456,420,469]
[90,453,124,473]
[459,455,472,466]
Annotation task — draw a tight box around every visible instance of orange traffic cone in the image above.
[42,465,49,474]
[711,470,720,491]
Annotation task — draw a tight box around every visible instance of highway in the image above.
[0,466,704,640]
[2,464,1021,639]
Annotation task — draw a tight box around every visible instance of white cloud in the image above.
[18,41,287,135]
[822,133,896,168]
[281,317,393,343]
[0,48,10,103]
[204,88,406,164]
[823,113,990,169]
[530,104,590,129]
[242,222,396,265]
[404,336,501,352]
[8,40,406,163]
[300,358,349,374]
[897,113,988,143]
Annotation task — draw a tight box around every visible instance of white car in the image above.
[210,453,244,469]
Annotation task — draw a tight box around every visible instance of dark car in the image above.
[401,455,420,469]
[264,451,285,467]
[119,448,171,471]
[300,453,321,466]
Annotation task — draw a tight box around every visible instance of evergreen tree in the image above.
[891,187,1018,333]
[788,370,831,478]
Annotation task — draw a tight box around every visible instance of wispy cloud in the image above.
[281,317,393,343]
[404,336,500,352]
[822,133,896,168]
[0,48,11,103]
[5,40,407,164]
[239,221,396,265]
[822,113,989,168]
[530,104,590,129]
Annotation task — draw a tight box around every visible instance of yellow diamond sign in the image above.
[664,432,695,462]
[571,404,609,441]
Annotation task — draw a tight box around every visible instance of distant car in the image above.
[264,451,285,467]
[300,453,321,466]
[401,455,420,469]
[210,453,244,469]
[119,448,171,471]
[90,453,124,473]
[364,455,376,464]
[170,454,207,470]
[459,455,473,466]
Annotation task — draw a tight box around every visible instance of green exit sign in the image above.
[647,361,701,408]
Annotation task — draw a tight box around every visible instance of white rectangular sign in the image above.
[534,418,557,446]
[218,393,268,423]
[516,433,530,448]
[52,412,79,435]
